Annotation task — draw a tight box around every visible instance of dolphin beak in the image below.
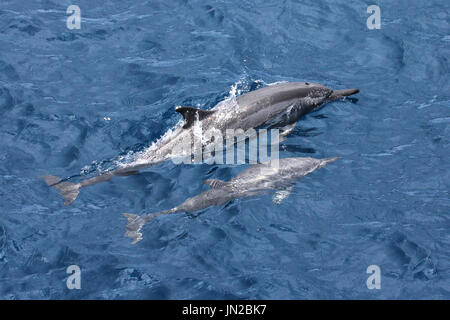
[335,88,359,96]
[329,88,359,101]
[324,156,341,163]
[318,156,341,168]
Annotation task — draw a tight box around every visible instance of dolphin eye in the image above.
[305,82,309,85]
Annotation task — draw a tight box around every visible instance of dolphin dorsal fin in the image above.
[203,179,229,189]
[176,106,215,129]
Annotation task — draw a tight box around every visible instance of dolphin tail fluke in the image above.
[123,209,178,244]
[44,176,80,206]
[329,88,359,101]
[123,213,146,244]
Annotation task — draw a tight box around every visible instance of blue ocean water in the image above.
[0,0,449,299]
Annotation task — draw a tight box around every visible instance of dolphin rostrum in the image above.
[45,82,358,205]
[123,156,340,243]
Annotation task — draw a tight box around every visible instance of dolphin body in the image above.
[45,82,358,205]
[123,156,340,243]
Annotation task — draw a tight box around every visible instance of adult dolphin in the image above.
[45,82,358,205]
[123,156,340,244]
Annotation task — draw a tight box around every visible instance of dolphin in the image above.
[45,82,358,205]
[123,156,340,243]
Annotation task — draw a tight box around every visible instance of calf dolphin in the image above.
[123,156,340,243]
[45,82,358,205]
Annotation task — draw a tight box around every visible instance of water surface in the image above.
[0,0,449,299]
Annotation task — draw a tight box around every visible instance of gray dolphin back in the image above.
[237,82,324,107]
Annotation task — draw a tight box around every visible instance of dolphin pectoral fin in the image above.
[44,175,80,206]
[272,186,294,204]
[204,179,229,188]
[175,106,215,129]
[279,123,296,142]
[114,170,140,177]
[240,190,267,199]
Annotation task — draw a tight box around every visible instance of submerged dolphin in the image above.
[45,82,358,205]
[123,156,340,243]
